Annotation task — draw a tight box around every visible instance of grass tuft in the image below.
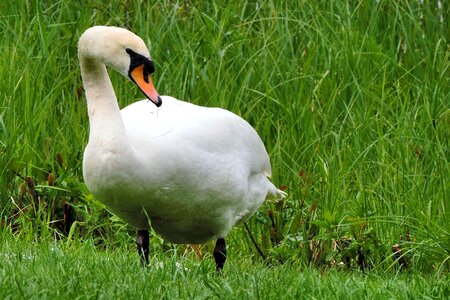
[0,0,448,290]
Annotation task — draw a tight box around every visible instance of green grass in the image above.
[0,0,449,296]
[1,231,448,299]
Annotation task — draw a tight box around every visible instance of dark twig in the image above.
[357,247,367,271]
[243,222,266,261]
[268,210,281,245]
[392,244,408,269]
[25,176,39,206]
[63,201,75,234]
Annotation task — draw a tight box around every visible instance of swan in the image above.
[78,26,286,272]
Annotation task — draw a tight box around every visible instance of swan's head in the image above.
[79,26,162,107]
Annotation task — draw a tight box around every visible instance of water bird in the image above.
[78,26,286,272]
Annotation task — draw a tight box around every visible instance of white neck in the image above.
[80,56,127,150]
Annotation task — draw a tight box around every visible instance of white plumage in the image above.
[79,26,285,253]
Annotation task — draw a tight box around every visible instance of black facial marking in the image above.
[126,48,155,83]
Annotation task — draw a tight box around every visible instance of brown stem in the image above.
[243,222,266,261]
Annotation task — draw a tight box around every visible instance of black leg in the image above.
[213,238,226,273]
[136,230,149,266]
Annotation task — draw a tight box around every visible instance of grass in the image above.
[0,0,449,297]
[1,231,448,299]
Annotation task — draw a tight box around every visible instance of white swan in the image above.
[78,26,286,272]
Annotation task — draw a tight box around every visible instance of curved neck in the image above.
[80,56,127,149]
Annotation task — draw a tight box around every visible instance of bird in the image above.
[78,25,286,273]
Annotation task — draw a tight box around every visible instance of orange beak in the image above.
[130,64,162,107]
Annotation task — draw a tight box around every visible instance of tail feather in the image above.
[266,185,287,202]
